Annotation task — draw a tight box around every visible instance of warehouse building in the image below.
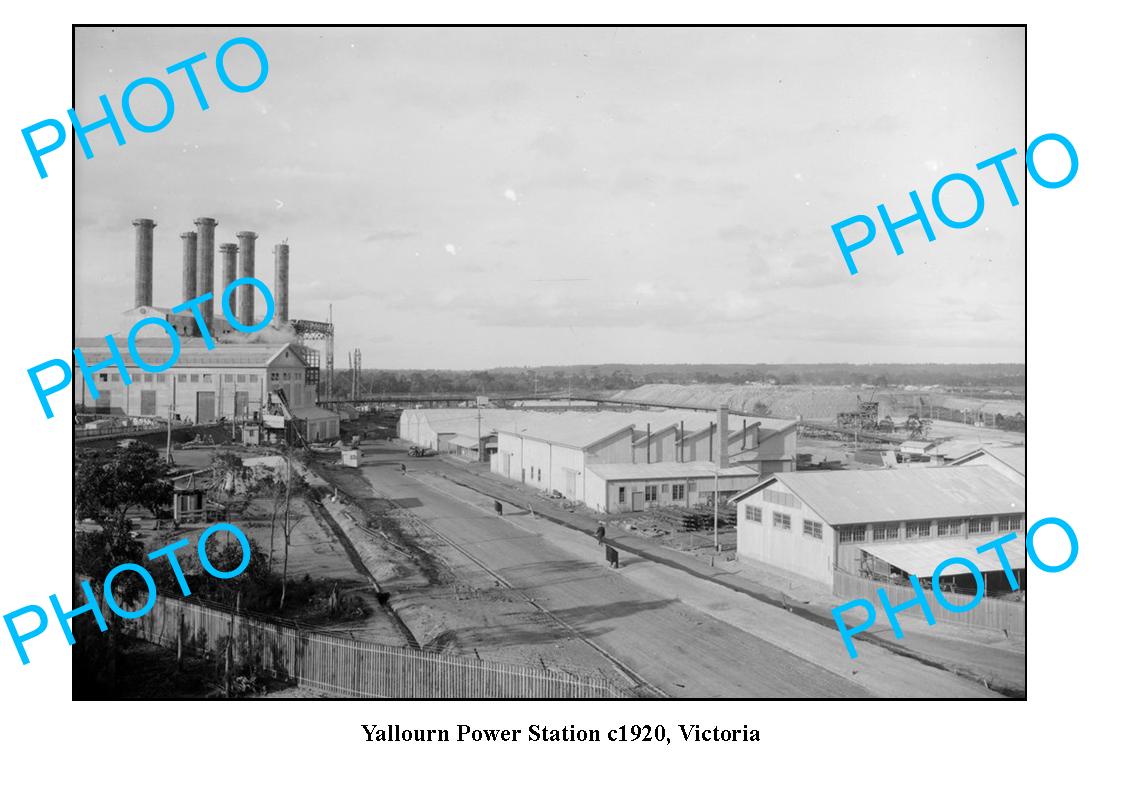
[397,408,546,461]
[492,406,795,507]
[949,446,1026,485]
[731,467,1026,588]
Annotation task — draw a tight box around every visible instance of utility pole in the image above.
[166,401,174,465]
[477,400,482,464]
[713,460,720,551]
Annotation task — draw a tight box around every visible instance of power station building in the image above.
[76,217,339,441]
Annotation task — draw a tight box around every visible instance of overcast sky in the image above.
[74,26,1025,368]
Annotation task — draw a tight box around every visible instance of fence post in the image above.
[176,612,184,670]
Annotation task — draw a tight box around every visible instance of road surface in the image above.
[342,443,994,698]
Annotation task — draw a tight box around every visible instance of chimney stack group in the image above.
[130,217,293,335]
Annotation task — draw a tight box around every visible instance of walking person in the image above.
[494,499,503,516]
[595,522,606,546]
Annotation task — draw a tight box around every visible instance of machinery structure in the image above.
[836,395,881,431]
[292,318,334,400]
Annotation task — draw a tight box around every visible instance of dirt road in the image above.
[333,442,990,698]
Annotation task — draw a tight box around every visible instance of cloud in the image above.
[530,127,576,159]
[504,188,519,202]
[445,243,457,256]
[365,229,418,242]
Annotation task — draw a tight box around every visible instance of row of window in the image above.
[746,504,1025,545]
[765,512,824,541]
[269,371,304,383]
[615,483,692,503]
[98,372,262,384]
[837,515,1024,544]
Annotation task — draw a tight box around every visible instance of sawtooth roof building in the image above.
[399,406,797,512]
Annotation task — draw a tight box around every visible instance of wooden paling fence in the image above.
[833,569,1025,638]
[132,594,625,699]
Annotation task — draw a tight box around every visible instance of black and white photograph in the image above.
[70,25,1027,700]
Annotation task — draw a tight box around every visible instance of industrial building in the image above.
[950,446,1026,485]
[731,467,1026,589]
[397,408,549,461]
[76,217,339,442]
[585,462,758,514]
[398,405,795,511]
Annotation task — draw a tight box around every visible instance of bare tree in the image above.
[279,454,296,610]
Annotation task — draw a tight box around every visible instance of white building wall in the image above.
[584,430,636,466]
[736,481,835,586]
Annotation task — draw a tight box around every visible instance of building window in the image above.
[763,488,801,510]
[202,374,212,382]
[224,374,234,383]
[872,522,898,541]
[618,487,626,503]
[998,515,1022,532]
[645,485,658,502]
[661,483,669,494]
[772,511,791,531]
[937,519,961,537]
[744,505,762,523]
[838,525,866,544]
[270,373,279,382]
[905,521,931,539]
[237,374,247,383]
[190,374,199,383]
[688,480,697,491]
[177,374,187,383]
[110,374,120,382]
[98,373,108,382]
[803,520,823,539]
[142,373,153,383]
[672,484,685,501]
[967,517,992,535]
[156,374,166,383]
[249,374,258,383]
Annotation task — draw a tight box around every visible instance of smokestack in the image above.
[180,231,197,304]
[194,217,217,328]
[237,231,258,327]
[219,243,238,299]
[717,404,730,468]
[132,218,155,308]
[273,242,289,325]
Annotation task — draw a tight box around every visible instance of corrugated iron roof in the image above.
[75,338,304,368]
[952,446,1026,476]
[860,531,1026,577]
[733,467,1024,525]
